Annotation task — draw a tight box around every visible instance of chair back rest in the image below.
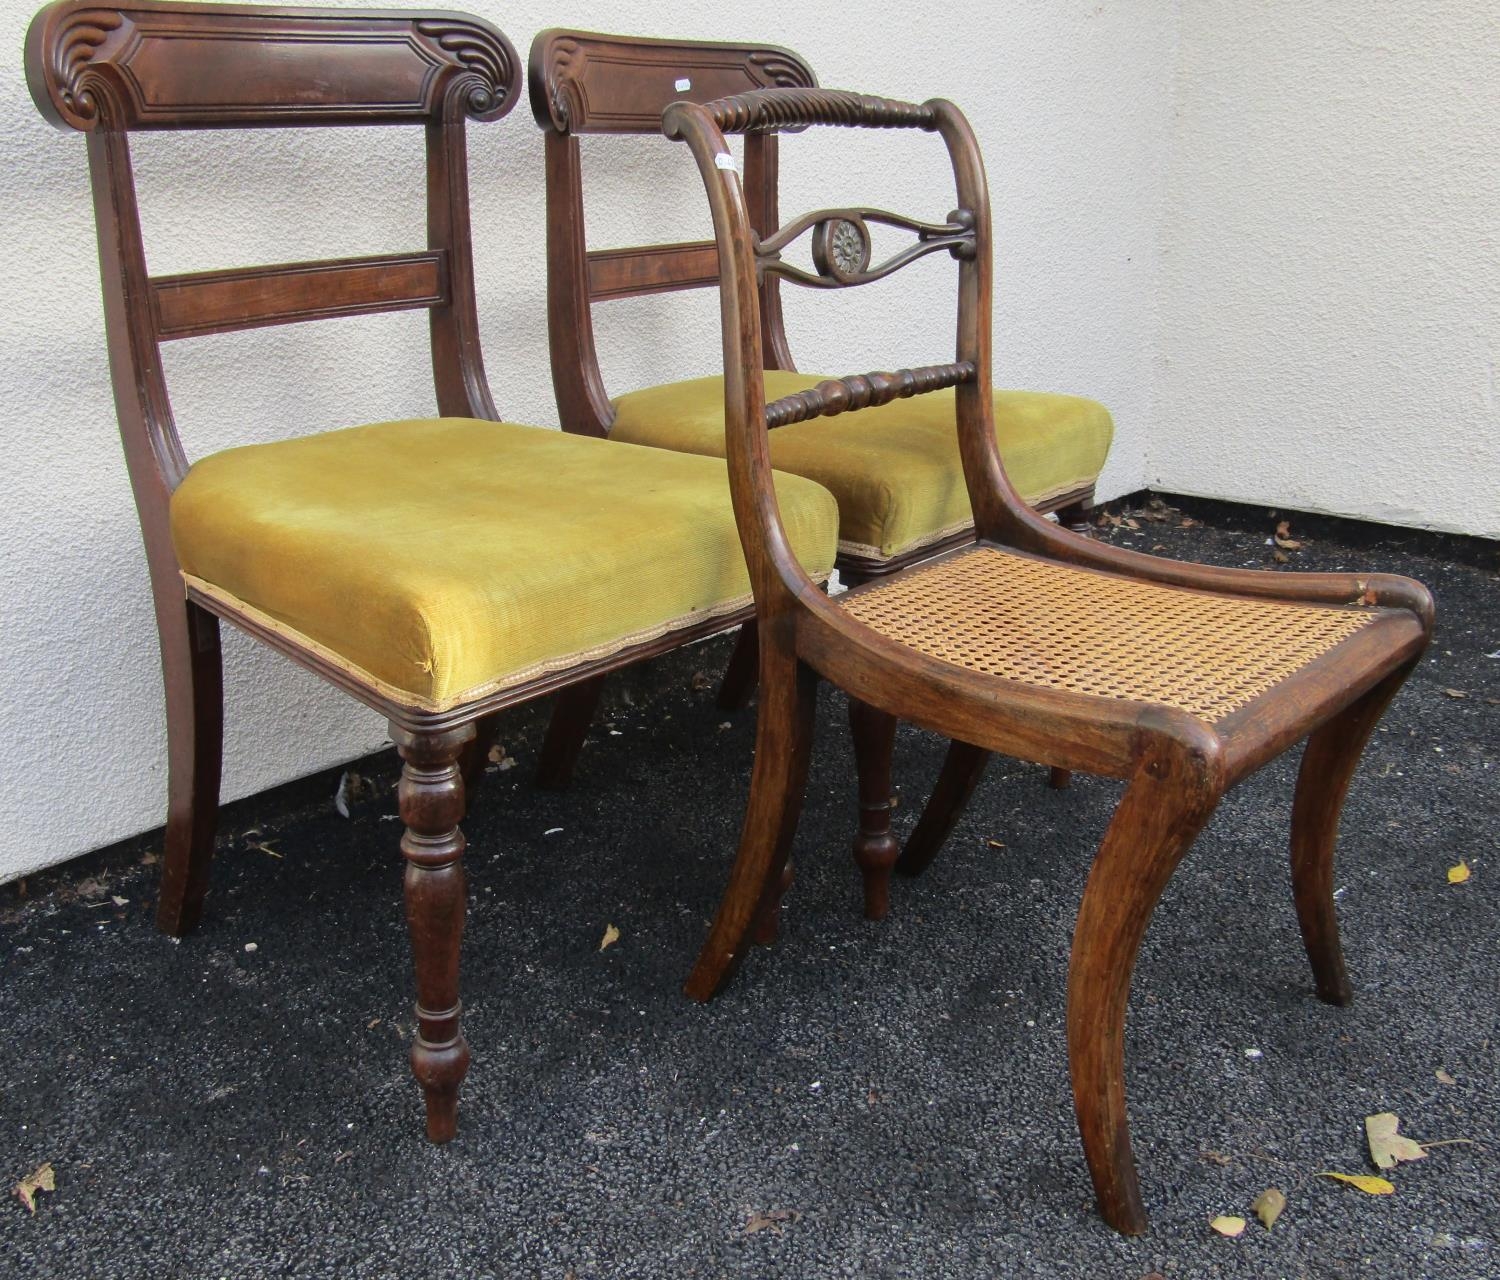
[26,0,519,572]
[527,30,816,436]
[662,89,1010,610]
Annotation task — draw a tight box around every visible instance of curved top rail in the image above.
[25,0,520,132]
[529,28,815,135]
[699,86,937,135]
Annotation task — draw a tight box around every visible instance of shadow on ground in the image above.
[2,495,1497,1278]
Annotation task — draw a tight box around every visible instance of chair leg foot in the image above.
[895,739,989,879]
[534,675,605,791]
[1068,743,1222,1235]
[1290,663,1415,1006]
[155,601,224,938]
[849,698,899,919]
[1049,766,1072,790]
[393,722,475,1142]
[686,656,816,1003]
[717,622,759,711]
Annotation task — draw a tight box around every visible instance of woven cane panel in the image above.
[839,547,1375,723]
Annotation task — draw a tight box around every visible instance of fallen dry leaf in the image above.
[13,1163,55,1214]
[1366,1113,1428,1170]
[745,1207,801,1235]
[1441,688,1468,699]
[1319,1171,1395,1195]
[1436,1068,1457,1086]
[334,770,375,818]
[1210,1214,1246,1237]
[1200,1149,1233,1166]
[985,838,1006,850]
[1251,1187,1286,1229]
[1273,549,1289,564]
[599,923,620,952]
[1448,861,1471,884]
[487,743,506,764]
[1276,520,1291,538]
[1178,517,1199,528]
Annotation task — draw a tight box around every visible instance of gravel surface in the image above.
[2,495,1496,1279]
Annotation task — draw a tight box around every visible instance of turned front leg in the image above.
[392,722,475,1142]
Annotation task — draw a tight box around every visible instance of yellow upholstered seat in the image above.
[609,372,1113,562]
[171,418,839,711]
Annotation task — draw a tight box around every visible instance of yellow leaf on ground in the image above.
[1209,1215,1246,1237]
[13,1163,55,1215]
[1435,1068,1457,1086]
[1366,1113,1428,1170]
[598,923,620,952]
[1448,861,1471,884]
[1319,1171,1395,1195]
[1251,1187,1286,1229]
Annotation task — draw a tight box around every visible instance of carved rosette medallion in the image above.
[811,214,872,284]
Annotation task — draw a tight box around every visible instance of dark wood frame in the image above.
[663,83,1435,1233]
[24,0,765,1143]
[528,30,1098,915]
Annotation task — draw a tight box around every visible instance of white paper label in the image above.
[674,77,692,92]
[714,152,738,173]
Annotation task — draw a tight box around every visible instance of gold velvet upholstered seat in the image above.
[172,418,837,711]
[610,375,1112,563]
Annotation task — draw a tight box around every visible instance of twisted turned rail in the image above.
[764,361,975,429]
[700,87,937,134]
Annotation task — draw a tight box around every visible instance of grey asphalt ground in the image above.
[2,494,1496,1279]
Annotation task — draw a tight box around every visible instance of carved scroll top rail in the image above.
[764,362,976,430]
[756,206,975,290]
[529,31,815,135]
[26,0,521,133]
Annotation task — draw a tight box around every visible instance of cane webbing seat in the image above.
[610,373,1113,561]
[839,546,1378,723]
[172,418,840,712]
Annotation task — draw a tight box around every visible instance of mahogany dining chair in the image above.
[25,0,839,1141]
[527,30,1118,923]
[664,81,1433,1233]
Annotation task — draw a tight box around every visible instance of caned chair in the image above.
[528,30,1117,920]
[25,0,839,1141]
[663,85,1434,1233]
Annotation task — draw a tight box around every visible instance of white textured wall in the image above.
[1152,1,1500,536]
[0,0,1175,880]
